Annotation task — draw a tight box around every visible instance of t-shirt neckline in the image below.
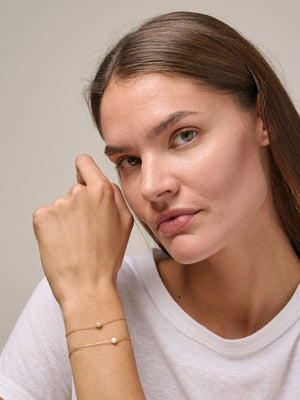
[133,248,300,356]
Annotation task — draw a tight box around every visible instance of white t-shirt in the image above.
[1,249,300,399]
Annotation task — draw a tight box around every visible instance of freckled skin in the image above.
[101,74,271,265]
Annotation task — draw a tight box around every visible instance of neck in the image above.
[158,212,300,339]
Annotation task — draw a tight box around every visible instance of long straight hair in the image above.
[88,12,300,257]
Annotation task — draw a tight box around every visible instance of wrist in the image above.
[60,282,123,325]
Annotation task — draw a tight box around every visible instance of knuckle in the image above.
[68,183,83,197]
[90,180,114,197]
[32,206,48,226]
[51,196,66,208]
[103,181,115,196]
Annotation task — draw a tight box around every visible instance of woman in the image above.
[0,11,299,400]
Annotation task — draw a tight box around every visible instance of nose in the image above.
[140,155,179,202]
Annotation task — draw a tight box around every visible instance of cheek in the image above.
[206,145,246,198]
[201,135,270,225]
[187,130,269,212]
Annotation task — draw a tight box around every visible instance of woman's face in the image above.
[100,74,271,264]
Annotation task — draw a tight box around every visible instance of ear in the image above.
[255,95,269,147]
[255,115,269,146]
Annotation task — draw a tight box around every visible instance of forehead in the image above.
[101,74,209,113]
[102,73,209,103]
[99,73,245,142]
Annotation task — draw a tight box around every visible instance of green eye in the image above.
[174,130,197,145]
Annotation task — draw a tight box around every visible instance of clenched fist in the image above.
[33,154,133,308]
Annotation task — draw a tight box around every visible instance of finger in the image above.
[76,168,86,186]
[112,184,133,217]
[75,154,108,186]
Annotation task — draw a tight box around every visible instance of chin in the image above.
[162,234,222,265]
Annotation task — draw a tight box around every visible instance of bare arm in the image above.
[33,154,145,400]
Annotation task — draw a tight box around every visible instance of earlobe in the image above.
[261,129,270,146]
[255,95,269,146]
[257,117,270,146]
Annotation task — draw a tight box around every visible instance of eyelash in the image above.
[171,129,198,146]
[116,128,198,170]
[117,156,141,170]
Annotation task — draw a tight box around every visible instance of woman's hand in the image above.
[33,155,145,399]
[32,154,133,309]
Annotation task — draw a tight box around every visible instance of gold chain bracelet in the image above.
[69,336,131,358]
[65,317,126,338]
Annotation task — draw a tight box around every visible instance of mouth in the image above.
[156,209,200,235]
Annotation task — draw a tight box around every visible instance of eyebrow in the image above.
[150,110,198,137]
[104,110,198,157]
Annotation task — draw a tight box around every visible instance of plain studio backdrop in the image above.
[0,0,299,350]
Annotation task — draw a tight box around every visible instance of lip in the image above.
[155,208,200,234]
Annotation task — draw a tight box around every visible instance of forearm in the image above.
[63,282,145,400]
[33,155,142,398]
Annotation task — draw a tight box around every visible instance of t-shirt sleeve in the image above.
[0,278,72,400]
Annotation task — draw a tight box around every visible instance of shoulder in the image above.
[0,278,72,399]
[2,277,64,343]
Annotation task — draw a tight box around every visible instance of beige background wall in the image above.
[0,0,299,350]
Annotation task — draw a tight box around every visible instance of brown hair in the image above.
[88,11,300,257]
